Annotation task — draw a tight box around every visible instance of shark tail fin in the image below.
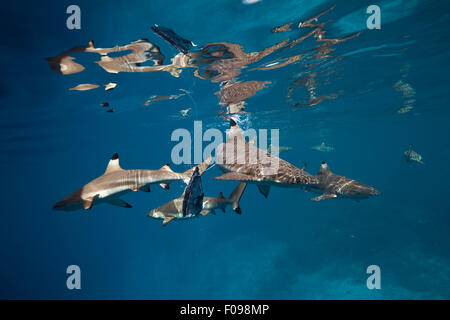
[228,183,247,214]
[181,155,213,184]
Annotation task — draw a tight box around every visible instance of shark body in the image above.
[213,120,318,198]
[309,161,379,201]
[148,176,247,226]
[53,153,212,211]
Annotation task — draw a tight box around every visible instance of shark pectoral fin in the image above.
[311,193,337,201]
[106,197,132,208]
[140,185,151,192]
[213,172,256,182]
[257,185,271,198]
[82,197,95,210]
[200,209,211,216]
[159,183,170,190]
[162,216,175,226]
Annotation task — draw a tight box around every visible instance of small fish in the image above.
[143,93,185,106]
[69,84,100,91]
[182,167,204,217]
[180,108,191,117]
[404,144,424,164]
[101,102,109,107]
[312,142,334,152]
[397,105,413,114]
[105,82,117,91]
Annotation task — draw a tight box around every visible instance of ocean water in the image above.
[1,0,449,299]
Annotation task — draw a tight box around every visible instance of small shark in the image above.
[267,144,292,154]
[404,145,424,164]
[201,183,247,216]
[53,153,212,211]
[312,142,334,152]
[148,175,247,226]
[309,161,379,201]
[214,120,318,198]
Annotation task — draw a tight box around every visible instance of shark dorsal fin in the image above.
[319,161,331,175]
[408,144,413,155]
[228,119,245,140]
[105,153,123,174]
[160,163,174,172]
[218,192,225,199]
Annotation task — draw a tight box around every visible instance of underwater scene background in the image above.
[1,0,449,299]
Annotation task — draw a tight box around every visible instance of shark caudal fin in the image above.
[228,183,247,214]
[181,155,213,184]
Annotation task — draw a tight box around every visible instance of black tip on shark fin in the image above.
[111,153,119,160]
[321,160,326,164]
[125,203,132,208]
[234,206,242,215]
[230,119,237,127]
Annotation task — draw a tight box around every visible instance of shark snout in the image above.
[366,186,380,196]
[147,210,163,219]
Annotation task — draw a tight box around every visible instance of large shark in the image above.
[53,153,212,211]
[213,120,318,198]
[308,161,379,201]
[148,176,247,226]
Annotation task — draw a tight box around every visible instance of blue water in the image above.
[1,0,449,299]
